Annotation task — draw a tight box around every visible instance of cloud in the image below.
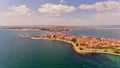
[38,3,76,15]
[78,0,120,25]
[79,0,120,11]
[60,0,65,3]
[4,5,31,16]
[0,1,120,26]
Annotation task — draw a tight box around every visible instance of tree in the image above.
[76,43,79,46]
[71,38,77,43]
[53,35,56,38]
[79,47,84,50]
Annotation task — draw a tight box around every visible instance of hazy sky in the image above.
[0,0,120,26]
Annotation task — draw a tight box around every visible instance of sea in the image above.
[0,29,120,68]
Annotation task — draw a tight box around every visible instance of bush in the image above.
[114,50,120,54]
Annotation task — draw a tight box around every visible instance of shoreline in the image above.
[23,36,120,56]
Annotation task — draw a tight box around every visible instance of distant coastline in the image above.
[1,25,120,31]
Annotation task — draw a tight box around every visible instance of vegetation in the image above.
[47,35,51,38]
[76,43,79,46]
[114,50,120,54]
[79,47,84,50]
[32,36,40,37]
[100,46,120,54]
[53,35,56,38]
[104,49,108,52]
[61,37,65,39]
[71,38,77,43]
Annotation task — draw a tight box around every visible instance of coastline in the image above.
[24,36,120,56]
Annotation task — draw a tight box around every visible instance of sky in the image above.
[0,0,120,26]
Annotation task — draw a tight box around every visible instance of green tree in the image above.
[76,43,79,46]
[71,38,77,43]
[79,47,84,50]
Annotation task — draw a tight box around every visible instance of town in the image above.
[20,32,120,55]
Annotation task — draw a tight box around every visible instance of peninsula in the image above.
[20,33,120,56]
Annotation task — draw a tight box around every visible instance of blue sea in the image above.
[0,29,120,68]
